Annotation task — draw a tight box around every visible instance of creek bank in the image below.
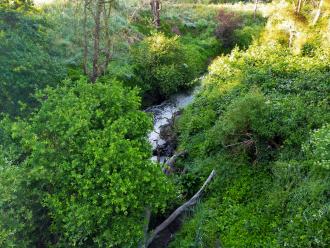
[144,84,201,247]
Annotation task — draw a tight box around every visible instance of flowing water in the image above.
[145,79,204,247]
[146,86,200,163]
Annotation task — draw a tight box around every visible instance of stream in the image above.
[146,86,200,164]
[145,79,203,247]
[145,87,198,247]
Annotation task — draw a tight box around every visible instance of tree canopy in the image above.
[0,79,175,247]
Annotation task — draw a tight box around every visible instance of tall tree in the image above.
[312,0,324,25]
[150,0,161,28]
[253,0,259,20]
[82,0,114,82]
[295,0,304,13]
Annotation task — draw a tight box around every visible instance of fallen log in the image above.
[146,169,216,247]
[163,151,187,174]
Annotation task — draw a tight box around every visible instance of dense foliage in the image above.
[106,4,224,104]
[0,79,175,247]
[0,7,66,116]
[0,0,33,10]
[131,33,205,100]
[215,8,264,49]
[0,0,329,247]
[170,4,330,247]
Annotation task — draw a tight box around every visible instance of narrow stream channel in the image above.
[145,78,204,247]
[146,86,200,163]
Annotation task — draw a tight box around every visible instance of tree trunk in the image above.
[296,0,303,14]
[289,26,295,48]
[254,0,259,20]
[83,0,88,75]
[80,0,113,83]
[91,0,103,83]
[312,0,324,25]
[101,0,113,75]
[150,0,161,28]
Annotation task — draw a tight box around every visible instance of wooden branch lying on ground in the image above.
[146,169,217,247]
[165,151,187,169]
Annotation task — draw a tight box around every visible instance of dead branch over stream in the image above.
[146,169,217,247]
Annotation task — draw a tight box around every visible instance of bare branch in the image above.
[146,169,217,247]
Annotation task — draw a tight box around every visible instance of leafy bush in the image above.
[233,24,263,49]
[215,9,243,48]
[171,12,330,247]
[0,0,33,10]
[131,33,207,101]
[304,124,330,170]
[215,8,266,50]
[0,79,175,247]
[0,8,66,116]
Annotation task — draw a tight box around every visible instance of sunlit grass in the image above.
[34,0,56,5]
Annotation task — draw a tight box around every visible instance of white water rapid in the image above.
[146,86,200,163]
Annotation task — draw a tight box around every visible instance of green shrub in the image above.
[304,124,330,170]
[233,24,263,49]
[131,33,206,101]
[0,79,175,247]
[0,8,66,116]
[0,0,33,10]
[215,8,243,49]
[172,15,330,247]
